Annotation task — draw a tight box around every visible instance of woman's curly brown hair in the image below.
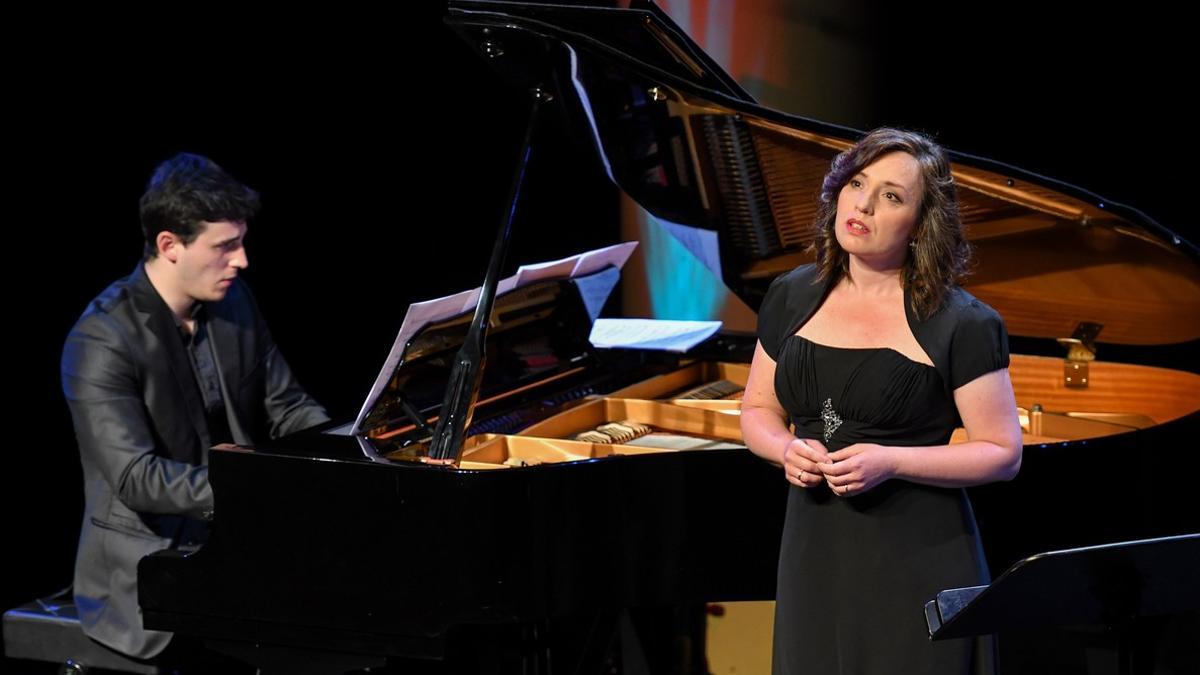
[811,127,970,319]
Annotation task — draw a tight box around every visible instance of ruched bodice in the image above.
[775,334,957,452]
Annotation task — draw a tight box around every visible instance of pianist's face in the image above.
[835,151,922,269]
[175,219,249,303]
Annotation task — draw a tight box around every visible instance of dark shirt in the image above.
[176,304,232,447]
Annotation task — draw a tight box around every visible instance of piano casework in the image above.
[139,2,1200,673]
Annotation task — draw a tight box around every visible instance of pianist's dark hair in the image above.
[810,127,970,320]
[139,153,261,260]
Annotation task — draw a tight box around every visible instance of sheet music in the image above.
[571,241,638,278]
[353,242,638,434]
[587,318,722,353]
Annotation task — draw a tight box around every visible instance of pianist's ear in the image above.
[157,231,182,263]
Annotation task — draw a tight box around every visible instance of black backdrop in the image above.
[5,0,1195,639]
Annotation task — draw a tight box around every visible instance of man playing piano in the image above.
[60,153,330,665]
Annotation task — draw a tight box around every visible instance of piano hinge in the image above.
[1056,322,1102,389]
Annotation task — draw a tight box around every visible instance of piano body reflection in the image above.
[139,1,1200,672]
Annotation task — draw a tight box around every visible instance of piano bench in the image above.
[3,591,160,674]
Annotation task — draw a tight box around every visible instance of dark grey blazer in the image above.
[61,264,329,659]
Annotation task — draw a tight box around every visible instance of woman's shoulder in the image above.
[768,263,823,297]
[762,264,828,314]
[912,285,1008,349]
[914,285,1011,394]
[938,285,1006,328]
[757,264,829,358]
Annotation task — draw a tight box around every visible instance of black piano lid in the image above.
[447,0,1200,348]
[447,0,753,104]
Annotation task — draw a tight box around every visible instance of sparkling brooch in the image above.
[821,398,842,444]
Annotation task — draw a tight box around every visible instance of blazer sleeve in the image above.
[62,313,213,519]
[756,265,825,361]
[948,298,1011,390]
[757,273,791,361]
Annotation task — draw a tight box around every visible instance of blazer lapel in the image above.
[127,265,212,458]
[208,307,253,447]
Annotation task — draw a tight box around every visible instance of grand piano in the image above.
[139,1,1200,673]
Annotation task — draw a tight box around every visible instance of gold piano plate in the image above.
[456,394,747,470]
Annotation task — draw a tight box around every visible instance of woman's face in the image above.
[834,151,923,268]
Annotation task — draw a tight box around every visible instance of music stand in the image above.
[925,533,1198,675]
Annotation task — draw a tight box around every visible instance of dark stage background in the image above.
[5,0,1195,662]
